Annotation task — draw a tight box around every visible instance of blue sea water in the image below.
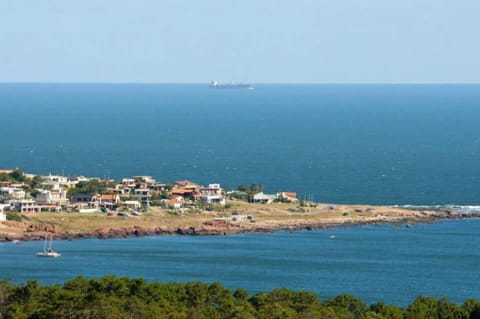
[1,84,480,305]
[1,83,480,205]
[1,219,479,306]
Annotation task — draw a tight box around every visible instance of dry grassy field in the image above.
[0,200,440,240]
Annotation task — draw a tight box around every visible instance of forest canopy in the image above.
[0,276,478,319]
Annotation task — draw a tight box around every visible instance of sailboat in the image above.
[36,234,61,258]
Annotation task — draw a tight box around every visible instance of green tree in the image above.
[369,302,404,319]
[10,169,27,183]
[325,294,367,319]
[67,179,115,198]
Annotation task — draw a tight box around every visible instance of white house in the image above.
[124,200,141,210]
[10,200,41,213]
[43,174,69,186]
[252,192,277,204]
[36,189,68,206]
[0,211,5,221]
[200,184,225,204]
[0,187,26,199]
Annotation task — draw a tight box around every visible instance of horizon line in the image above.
[1,81,480,85]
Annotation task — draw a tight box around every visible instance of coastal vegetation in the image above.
[66,179,116,198]
[0,276,478,319]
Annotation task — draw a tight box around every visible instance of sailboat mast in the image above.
[49,235,53,250]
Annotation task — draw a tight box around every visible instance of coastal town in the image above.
[0,168,469,242]
[0,168,298,218]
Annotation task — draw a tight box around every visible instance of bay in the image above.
[1,219,479,306]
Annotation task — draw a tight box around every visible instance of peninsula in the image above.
[0,169,475,241]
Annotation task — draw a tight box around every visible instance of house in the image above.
[123,200,141,210]
[71,193,99,209]
[0,187,26,200]
[252,192,277,204]
[122,178,136,188]
[133,176,156,185]
[174,180,202,191]
[43,174,69,186]
[134,189,150,206]
[171,188,201,201]
[162,196,184,209]
[10,200,41,213]
[0,204,10,221]
[99,194,120,209]
[66,176,89,189]
[99,194,120,205]
[277,192,298,202]
[149,183,168,191]
[0,204,10,213]
[109,185,130,196]
[72,193,98,203]
[35,189,69,206]
[200,184,225,204]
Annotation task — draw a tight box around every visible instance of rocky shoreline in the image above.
[1,209,478,242]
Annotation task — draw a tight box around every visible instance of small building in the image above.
[99,194,120,205]
[149,183,168,191]
[252,192,277,204]
[0,211,5,221]
[277,192,298,202]
[72,193,98,203]
[71,193,99,209]
[123,200,141,210]
[99,194,120,209]
[163,196,184,209]
[36,189,69,206]
[0,187,26,200]
[200,183,225,204]
[134,189,150,207]
[174,180,202,191]
[43,174,69,186]
[231,214,252,222]
[122,178,136,188]
[171,188,201,201]
[10,200,41,213]
[133,176,156,185]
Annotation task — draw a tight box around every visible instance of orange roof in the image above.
[281,192,297,198]
[172,188,192,194]
[100,194,117,200]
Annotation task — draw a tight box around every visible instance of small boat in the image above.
[11,240,21,244]
[329,235,336,239]
[37,235,61,258]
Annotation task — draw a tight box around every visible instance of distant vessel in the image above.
[209,80,254,90]
[37,235,61,258]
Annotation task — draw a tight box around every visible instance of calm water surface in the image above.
[1,219,479,306]
[1,84,480,205]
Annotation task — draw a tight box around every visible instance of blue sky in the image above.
[0,0,479,83]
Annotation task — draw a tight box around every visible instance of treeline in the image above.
[1,276,479,319]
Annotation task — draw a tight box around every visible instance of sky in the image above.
[0,0,479,83]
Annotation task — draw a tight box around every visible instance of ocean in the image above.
[1,219,479,306]
[1,83,480,205]
[1,84,480,305]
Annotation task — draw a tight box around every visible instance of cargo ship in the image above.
[209,80,254,90]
